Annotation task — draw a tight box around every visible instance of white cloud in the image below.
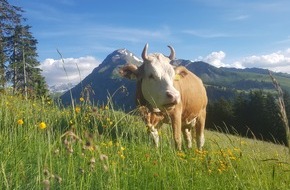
[233,49,290,73]
[40,56,100,86]
[200,49,290,73]
[202,51,227,67]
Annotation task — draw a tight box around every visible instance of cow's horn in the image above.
[168,45,175,60]
[142,43,149,61]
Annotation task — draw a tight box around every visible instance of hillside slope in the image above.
[1,93,289,189]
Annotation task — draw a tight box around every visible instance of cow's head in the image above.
[120,44,180,109]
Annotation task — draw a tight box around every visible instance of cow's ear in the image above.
[119,64,139,80]
[174,66,188,80]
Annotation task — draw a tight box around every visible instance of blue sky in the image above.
[9,0,290,86]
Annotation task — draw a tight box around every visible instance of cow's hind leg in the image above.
[195,109,206,150]
[182,117,197,149]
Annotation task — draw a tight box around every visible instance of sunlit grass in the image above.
[0,93,289,189]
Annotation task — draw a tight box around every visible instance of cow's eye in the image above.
[149,74,155,79]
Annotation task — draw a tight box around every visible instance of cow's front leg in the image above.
[171,115,182,150]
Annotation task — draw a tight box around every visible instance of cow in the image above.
[119,44,208,150]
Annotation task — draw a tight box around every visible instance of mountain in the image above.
[60,49,290,110]
[49,83,76,94]
[60,49,142,110]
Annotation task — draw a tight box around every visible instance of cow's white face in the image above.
[141,49,180,109]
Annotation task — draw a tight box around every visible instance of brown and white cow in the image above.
[119,44,208,150]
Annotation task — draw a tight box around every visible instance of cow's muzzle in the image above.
[165,90,180,106]
[162,93,180,109]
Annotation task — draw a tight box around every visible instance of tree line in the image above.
[206,90,290,146]
[0,0,48,98]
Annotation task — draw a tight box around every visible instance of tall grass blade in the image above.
[1,162,9,189]
[269,71,290,152]
[57,49,76,119]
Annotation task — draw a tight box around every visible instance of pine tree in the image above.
[0,34,4,89]
[6,24,48,98]
[0,0,23,89]
[1,0,48,97]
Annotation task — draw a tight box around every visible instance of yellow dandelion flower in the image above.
[108,141,113,147]
[195,149,205,155]
[75,107,81,113]
[120,146,125,151]
[177,151,186,158]
[39,122,47,129]
[105,105,109,110]
[220,163,226,170]
[229,156,237,160]
[80,97,85,102]
[120,154,125,159]
[227,149,234,157]
[17,119,24,125]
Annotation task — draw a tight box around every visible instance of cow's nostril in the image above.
[166,92,174,99]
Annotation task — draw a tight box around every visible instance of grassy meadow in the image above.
[0,93,289,190]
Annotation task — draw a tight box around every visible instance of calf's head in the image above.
[120,44,180,109]
[139,106,165,129]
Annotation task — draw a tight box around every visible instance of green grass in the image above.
[0,93,289,190]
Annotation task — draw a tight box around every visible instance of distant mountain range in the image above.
[49,83,76,94]
[60,48,290,110]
